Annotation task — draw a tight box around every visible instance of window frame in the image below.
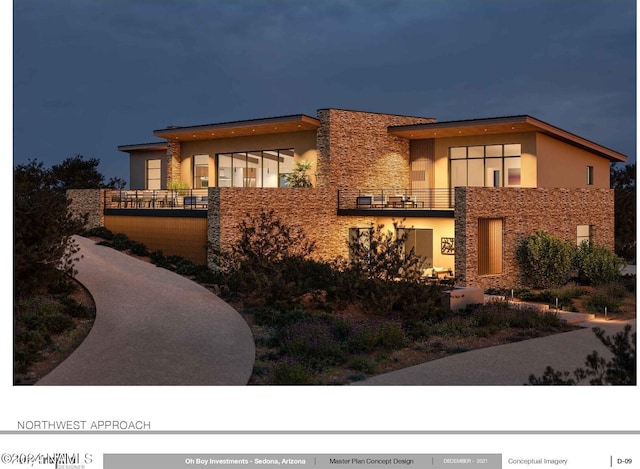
[145,159,162,190]
[449,144,521,188]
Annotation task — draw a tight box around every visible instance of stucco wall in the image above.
[129,149,167,190]
[455,187,615,289]
[536,133,611,188]
[67,189,103,229]
[316,109,434,190]
[432,133,537,188]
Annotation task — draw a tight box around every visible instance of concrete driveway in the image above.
[37,236,255,385]
[354,319,635,386]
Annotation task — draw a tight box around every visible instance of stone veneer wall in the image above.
[67,189,104,229]
[454,187,615,289]
[207,187,376,267]
[316,109,434,190]
[167,141,181,186]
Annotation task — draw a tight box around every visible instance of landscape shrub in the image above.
[60,296,92,319]
[128,241,150,257]
[575,241,624,285]
[583,283,626,314]
[271,359,313,385]
[375,321,408,351]
[347,219,425,282]
[81,226,115,240]
[249,306,310,328]
[347,356,379,374]
[278,318,348,370]
[516,231,576,288]
[231,209,315,268]
[517,285,586,310]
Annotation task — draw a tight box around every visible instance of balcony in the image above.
[337,188,455,217]
[104,189,209,210]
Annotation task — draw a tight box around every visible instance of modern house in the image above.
[71,108,626,289]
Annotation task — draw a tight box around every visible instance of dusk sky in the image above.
[12,0,636,185]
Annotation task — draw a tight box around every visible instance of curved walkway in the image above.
[354,319,635,385]
[37,236,255,385]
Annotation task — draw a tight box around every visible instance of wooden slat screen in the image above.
[478,218,503,275]
[410,139,435,190]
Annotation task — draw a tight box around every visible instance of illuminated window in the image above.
[193,154,209,189]
[587,166,594,185]
[146,159,161,190]
[216,149,294,188]
[577,225,593,245]
[449,144,521,188]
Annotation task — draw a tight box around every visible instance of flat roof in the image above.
[388,115,627,162]
[153,114,320,141]
[117,142,168,152]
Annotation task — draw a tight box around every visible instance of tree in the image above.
[106,177,127,190]
[347,220,426,282]
[14,160,86,296]
[230,209,315,268]
[284,161,313,188]
[610,163,635,262]
[528,325,636,385]
[50,154,105,190]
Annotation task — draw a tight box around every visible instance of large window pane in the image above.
[450,147,466,159]
[485,145,503,157]
[263,151,279,187]
[504,157,521,187]
[193,154,209,189]
[279,149,294,187]
[246,151,260,187]
[485,158,502,187]
[405,228,433,268]
[450,159,467,188]
[146,159,161,190]
[468,146,484,158]
[232,152,247,187]
[504,144,521,157]
[218,154,232,187]
[467,159,484,186]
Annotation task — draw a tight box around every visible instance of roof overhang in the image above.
[389,115,627,162]
[117,142,168,153]
[153,114,320,141]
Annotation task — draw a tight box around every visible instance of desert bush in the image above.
[516,231,576,288]
[278,318,349,370]
[249,306,311,328]
[81,226,115,240]
[518,285,585,311]
[60,296,92,319]
[347,219,425,282]
[231,209,315,267]
[575,241,624,285]
[271,359,313,385]
[347,356,379,374]
[375,321,408,351]
[583,283,626,314]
